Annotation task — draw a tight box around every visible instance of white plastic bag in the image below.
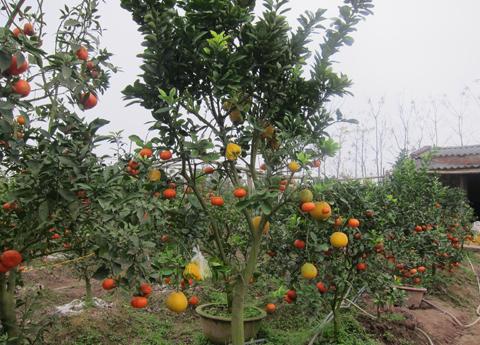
[190,245,212,280]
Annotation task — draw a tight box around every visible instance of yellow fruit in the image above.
[226,143,242,161]
[252,216,270,234]
[288,161,300,173]
[165,291,188,313]
[299,189,313,203]
[183,262,202,281]
[301,263,318,280]
[262,125,275,139]
[148,169,161,182]
[229,109,243,123]
[309,201,331,220]
[330,232,348,248]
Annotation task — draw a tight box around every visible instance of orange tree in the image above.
[0,1,114,343]
[120,0,373,342]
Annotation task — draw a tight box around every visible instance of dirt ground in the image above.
[15,252,480,345]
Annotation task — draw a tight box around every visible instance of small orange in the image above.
[163,188,177,199]
[347,218,360,228]
[210,196,224,206]
[23,23,34,36]
[203,166,215,174]
[139,283,152,297]
[16,115,26,126]
[265,303,276,314]
[233,187,247,198]
[301,202,315,212]
[102,278,116,290]
[139,147,153,158]
[188,296,199,306]
[160,150,172,160]
[131,296,148,309]
[76,46,89,61]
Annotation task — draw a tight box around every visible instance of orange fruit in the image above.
[76,46,88,61]
[294,239,305,249]
[139,147,153,158]
[356,262,367,271]
[265,303,276,314]
[210,196,224,206]
[163,188,177,199]
[102,278,116,290]
[139,283,152,297]
[23,23,34,36]
[160,150,172,160]
[301,263,318,279]
[233,187,247,198]
[301,202,315,212]
[12,27,22,37]
[309,201,331,220]
[8,55,28,75]
[12,80,31,97]
[0,250,22,269]
[203,166,215,174]
[16,115,26,126]
[188,295,199,306]
[81,92,97,109]
[165,291,188,313]
[330,232,348,248]
[347,218,360,228]
[316,282,328,294]
[418,266,426,273]
[131,296,148,309]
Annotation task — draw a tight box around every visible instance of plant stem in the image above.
[84,271,93,307]
[5,0,25,28]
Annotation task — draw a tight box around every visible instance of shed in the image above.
[411,145,480,216]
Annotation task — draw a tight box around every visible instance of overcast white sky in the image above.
[33,1,480,175]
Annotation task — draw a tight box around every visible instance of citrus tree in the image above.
[0,1,115,343]
[120,0,373,343]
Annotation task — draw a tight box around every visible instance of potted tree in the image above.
[121,0,373,343]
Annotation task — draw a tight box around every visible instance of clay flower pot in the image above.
[195,303,266,344]
[397,286,427,309]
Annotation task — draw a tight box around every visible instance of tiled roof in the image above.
[411,145,480,171]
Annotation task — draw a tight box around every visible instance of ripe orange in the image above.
[414,225,423,233]
[51,233,61,240]
[86,60,95,70]
[409,268,417,275]
[413,277,421,285]
[189,295,199,306]
[23,23,34,36]
[283,295,293,304]
[301,263,318,279]
[0,250,22,269]
[163,188,177,199]
[294,239,305,249]
[334,217,343,227]
[76,46,89,61]
[233,187,247,198]
[165,291,188,313]
[309,201,331,220]
[139,147,153,158]
[356,262,367,271]
[8,55,29,75]
[81,92,97,109]
[128,160,139,169]
[12,27,22,37]
[210,196,224,206]
[164,277,171,285]
[131,296,148,309]
[417,266,426,273]
[12,80,31,97]
[347,218,360,228]
[203,166,215,174]
[330,232,348,248]
[301,202,315,212]
[16,115,26,126]
[102,278,116,290]
[316,282,328,294]
[139,283,152,297]
[265,303,276,314]
[286,289,297,300]
[160,150,172,160]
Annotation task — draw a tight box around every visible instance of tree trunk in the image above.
[230,231,262,345]
[230,279,246,345]
[84,273,93,307]
[0,271,20,345]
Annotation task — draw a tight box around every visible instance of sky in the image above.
[30,1,480,176]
